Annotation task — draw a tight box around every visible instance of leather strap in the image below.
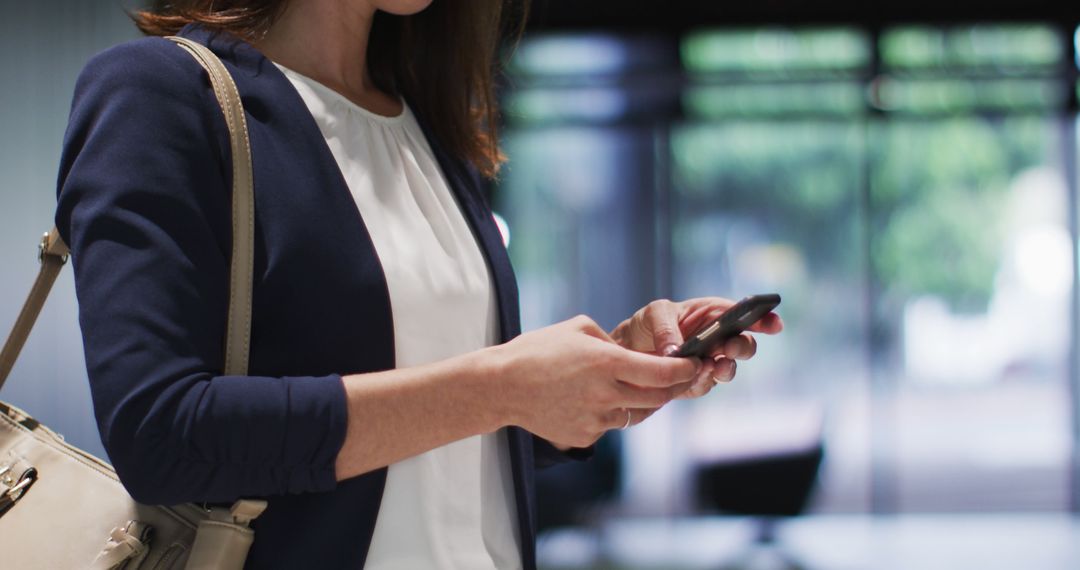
[224,498,268,525]
[89,521,153,570]
[0,35,256,390]
[169,36,255,377]
[0,229,69,390]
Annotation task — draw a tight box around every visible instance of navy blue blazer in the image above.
[55,24,575,569]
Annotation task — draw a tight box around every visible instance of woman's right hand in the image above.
[489,315,707,449]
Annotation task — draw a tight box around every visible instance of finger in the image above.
[715,333,757,360]
[571,314,616,343]
[611,379,690,408]
[676,360,719,399]
[692,358,716,386]
[676,375,714,399]
[642,299,684,356]
[748,312,784,334]
[669,379,695,398]
[606,407,664,431]
[604,408,632,431]
[679,301,727,337]
[712,357,736,384]
[609,347,701,387]
[628,407,659,426]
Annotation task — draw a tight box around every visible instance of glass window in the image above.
[871,116,1072,510]
[503,33,678,125]
[682,28,870,75]
[671,120,870,511]
[873,77,1064,113]
[498,126,659,333]
[880,25,1062,70]
[500,24,1076,524]
[684,83,865,118]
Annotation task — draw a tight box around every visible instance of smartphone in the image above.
[670,294,781,358]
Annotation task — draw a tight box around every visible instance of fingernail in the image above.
[662,344,679,357]
[720,359,736,382]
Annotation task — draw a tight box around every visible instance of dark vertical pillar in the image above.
[864,24,897,515]
[1059,21,1080,514]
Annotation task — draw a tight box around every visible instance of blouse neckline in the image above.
[273,62,409,125]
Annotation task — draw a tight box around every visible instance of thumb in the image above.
[644,300,684,356]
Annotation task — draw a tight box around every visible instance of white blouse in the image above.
[276,64,522,570]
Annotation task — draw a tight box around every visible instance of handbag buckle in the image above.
[4,472,33,496]
[0,467,36,516]
[38,232,69,266]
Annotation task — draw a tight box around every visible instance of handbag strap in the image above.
[0,230,69,390]
[0,35,256,391]
[167,36,255,377]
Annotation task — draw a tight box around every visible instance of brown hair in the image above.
[134,1,528,179]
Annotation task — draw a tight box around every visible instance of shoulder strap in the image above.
[167,36,255,377]
[0,36,255,390]
[0,231,69,389]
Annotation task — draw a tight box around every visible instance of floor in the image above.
[536,514,1080,570]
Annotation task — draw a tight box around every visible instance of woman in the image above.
[54,0,782,568]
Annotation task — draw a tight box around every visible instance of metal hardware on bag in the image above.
[90,519,154,569]
[0,402,39,431]
[0,452,36,503]
[5,472,33,496]
[38,232,68,265]
[0,454,21,487]
[0,467,36,515]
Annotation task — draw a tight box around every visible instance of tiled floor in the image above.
[537,514,1080,569]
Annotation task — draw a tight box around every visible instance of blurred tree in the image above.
[673,115,1049,314]
[672,120,863,275]
[870,117,1048,312]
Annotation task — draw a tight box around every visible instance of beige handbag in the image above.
[0,37,266,569]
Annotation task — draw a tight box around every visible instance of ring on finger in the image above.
[620,408,632,430]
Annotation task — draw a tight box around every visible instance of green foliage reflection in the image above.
[673,121,862,273]
[870,118,1047,311]
[880,25,1061,69]
[673,116,1049,313]
[682,28,869,73]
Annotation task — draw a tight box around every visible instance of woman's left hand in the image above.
[610,297,784,399]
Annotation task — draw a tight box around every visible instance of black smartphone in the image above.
[670,294,781,358]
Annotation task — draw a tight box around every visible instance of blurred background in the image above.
[3,0,1080,568]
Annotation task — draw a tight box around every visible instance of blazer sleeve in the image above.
[53,39,348,505]
[533,436,593,469]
